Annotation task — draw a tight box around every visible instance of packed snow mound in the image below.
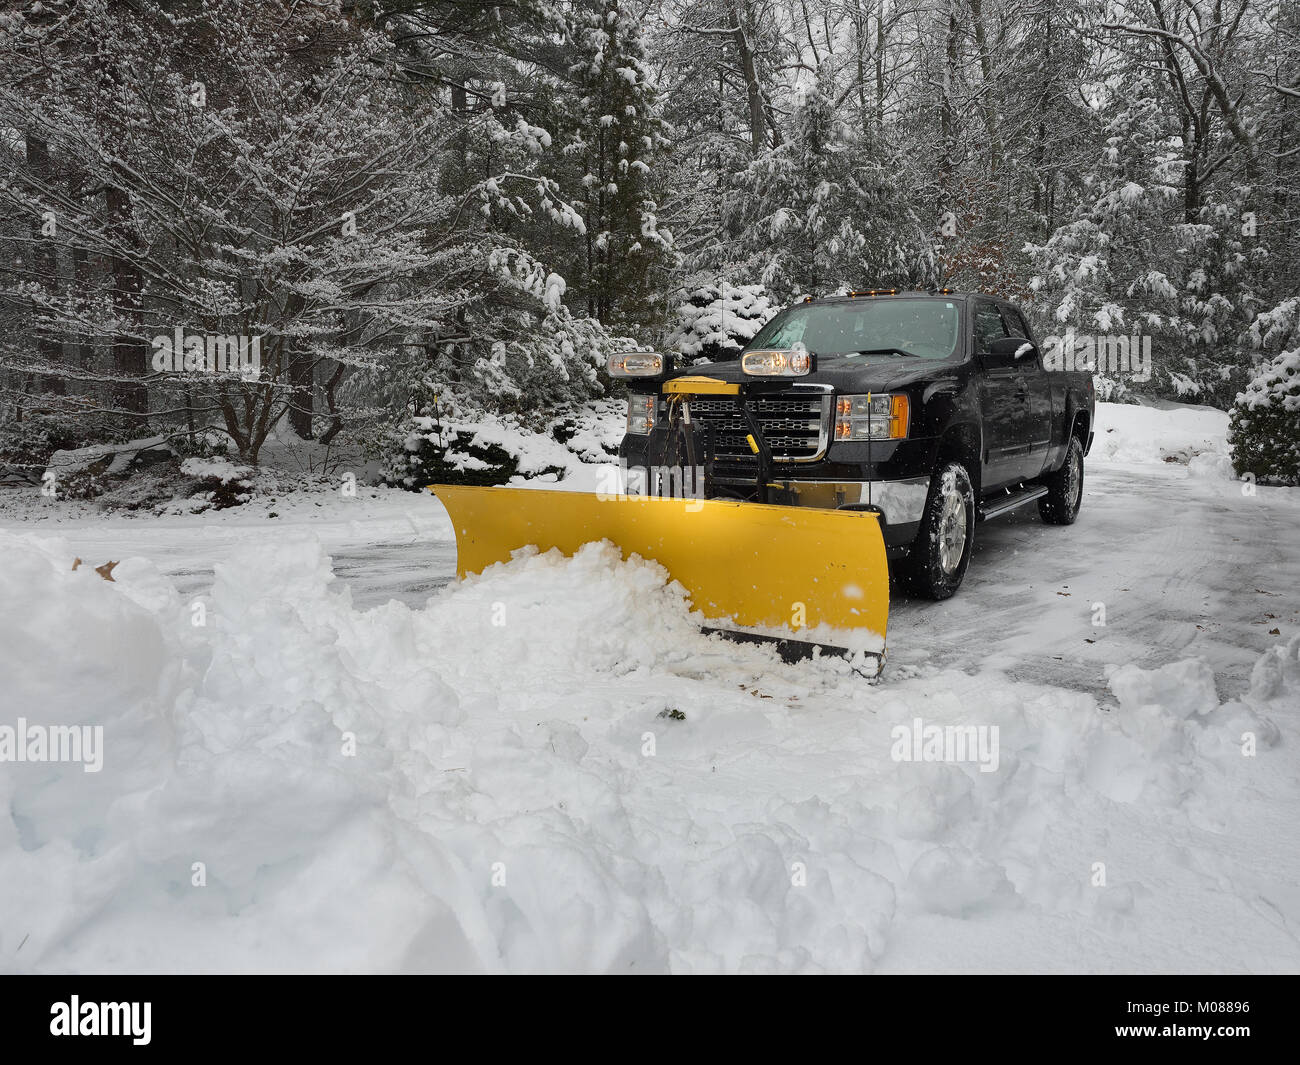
[1092,401,1230,469]
[2,532,1298,973]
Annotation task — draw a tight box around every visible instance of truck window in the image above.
[745,299,960,360]
[973,303,1008,353]
[1002,307,1031,339]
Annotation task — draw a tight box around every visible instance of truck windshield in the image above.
[745,299,961,360]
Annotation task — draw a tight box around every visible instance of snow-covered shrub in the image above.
[53,464,114,501]
[42,437,176,501]
[0,408,138,485]
[667,282,778,362]
[373,266,638,490]
[385,383,445,491]
[384,389,522,492]
[180,456,255,509]
[1229,349,1300,485]
[1230,298,1300,485]
[383,387,624,491]
[466,259,640,408]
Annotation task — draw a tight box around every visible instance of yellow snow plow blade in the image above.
[431,484,889,663]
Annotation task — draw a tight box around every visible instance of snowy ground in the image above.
[1,402,1298,973]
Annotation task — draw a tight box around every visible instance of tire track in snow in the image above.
[887,464,1299,698]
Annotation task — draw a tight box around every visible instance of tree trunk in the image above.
[939,1,959,186]
[73,246,96,369]
[283,290,313,438]
[728,1,766,155]
[25,134,64,396]
[853,1,869,139]
[287,346,314,438]
[105,183,148,415]
[968,0,1002,180]
[317,362,347,445]
[876,1,886,133]
[1184,152,1201,224]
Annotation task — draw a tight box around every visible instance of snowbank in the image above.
[1092,401,1230,469]
[3,530,1297,973]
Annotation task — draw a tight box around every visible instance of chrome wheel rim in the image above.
[937,486,968,574]
[1066,448,1082,510]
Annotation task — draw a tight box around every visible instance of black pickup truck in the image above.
[614,290,1095,598]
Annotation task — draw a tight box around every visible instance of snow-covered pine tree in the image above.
[556,0,676,327]
[1024,78,1189,399]
[651,0,787,291]
[1026,15,1273,407]
[728,67,934,302]
[666,280,777,362]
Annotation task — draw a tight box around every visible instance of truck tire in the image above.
[906,461,975,600]
[1038,434,1084,525]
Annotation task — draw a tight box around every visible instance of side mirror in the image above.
[983,336,1038,368]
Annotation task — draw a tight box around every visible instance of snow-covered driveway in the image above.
[2,404,1298,973]
[891,463,1300,698]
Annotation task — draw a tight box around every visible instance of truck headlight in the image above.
[741,348,812,376]
[626,394,656,435]
[608,351,664,377]
[835,393,909,441]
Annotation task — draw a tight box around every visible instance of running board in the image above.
[701,626,884,679]
[979,485,1048,521]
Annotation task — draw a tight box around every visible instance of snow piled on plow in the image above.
[2,530,1298,973]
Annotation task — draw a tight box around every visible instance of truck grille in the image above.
[685,392,830,462]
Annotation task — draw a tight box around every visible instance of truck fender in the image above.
[1050,400,1092,470]
[933,421,983,496]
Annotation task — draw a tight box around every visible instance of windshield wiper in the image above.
[848,347,924,359]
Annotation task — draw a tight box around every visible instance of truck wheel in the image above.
[1038,435,1084,525]
[906,461,975,600]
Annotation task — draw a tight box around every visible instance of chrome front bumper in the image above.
[622,464,931,531]
[768,476,931,527]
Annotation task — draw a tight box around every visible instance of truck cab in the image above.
[615,290,1095,599]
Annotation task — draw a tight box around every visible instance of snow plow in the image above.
[431,349,891,676]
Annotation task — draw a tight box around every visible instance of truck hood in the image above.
[670,354,954,394]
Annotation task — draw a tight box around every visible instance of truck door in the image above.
[1002,305,1053,479]
[973,300,1020,489]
